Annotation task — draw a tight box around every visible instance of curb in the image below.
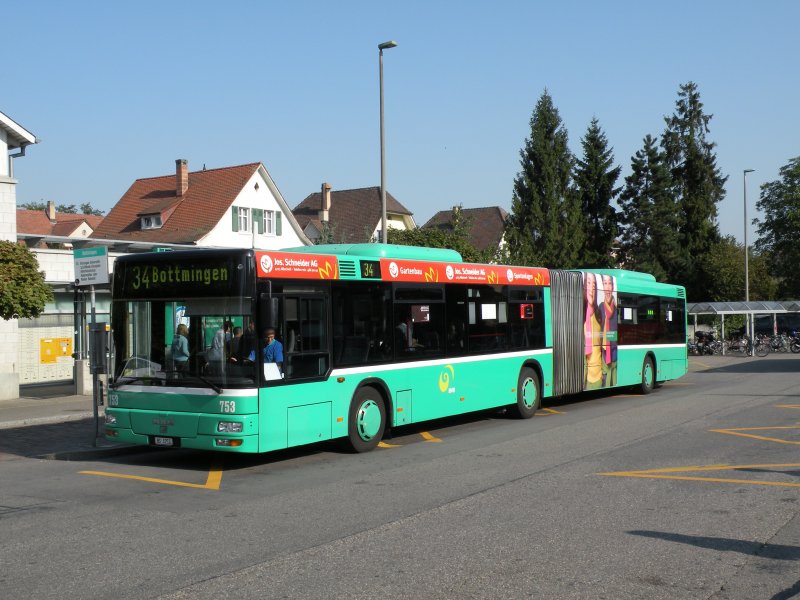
[0,412,96,430]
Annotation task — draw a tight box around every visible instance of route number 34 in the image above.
[219,400,236,413]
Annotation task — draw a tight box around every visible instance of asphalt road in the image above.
[2,354,799,599]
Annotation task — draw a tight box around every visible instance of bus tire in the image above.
[347,387,386,453]
[511,367,540,419]
[640,357,655,395]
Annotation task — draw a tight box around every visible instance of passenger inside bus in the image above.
[262,328,284,380]
[395,307,417,352]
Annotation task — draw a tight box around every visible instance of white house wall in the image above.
[369,213,414,241]
[0,128,10,178]
[198,171,304,249]
[0,162,18,398]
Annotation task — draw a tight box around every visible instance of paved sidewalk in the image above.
[0,384,136,460]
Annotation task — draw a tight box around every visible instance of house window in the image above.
[263,210,275,235]
[141,215,162,229]
[238,207,250,232]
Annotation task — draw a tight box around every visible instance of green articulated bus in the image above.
[105,244,687,453]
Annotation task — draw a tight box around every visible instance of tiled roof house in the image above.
[91,160,309,248]
[17,201,104,248]
[293,184,415,244]
[423,206,508,252]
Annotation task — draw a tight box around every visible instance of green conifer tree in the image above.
[618,135,682,282]
[661,81,727,298]
[505,90,581,267]
[574,117,621,267]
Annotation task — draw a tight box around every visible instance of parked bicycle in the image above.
[754,334,772,357]
[691,331,717,356]
[727,336,751,355]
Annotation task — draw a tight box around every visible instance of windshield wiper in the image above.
[179,373,223,394]
[110,376,162,389]
[111,371,222,394]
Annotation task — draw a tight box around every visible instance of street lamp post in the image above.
[743,169,755,303]
[378,40,397,244]
[744,168,755,349]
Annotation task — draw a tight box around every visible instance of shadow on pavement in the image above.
[628,529,800,560]
[19,381,79,400]
[0,418,102,459]
[695,357,800,374]
[630,530,800,600]
[0,417,148,462]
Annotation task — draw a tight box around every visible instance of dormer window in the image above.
[141,215,163,229]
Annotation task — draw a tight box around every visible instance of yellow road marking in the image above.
[694,361,713,369]
[711,426,800,445]
[777,404,800,409]
[420,431,442,442]
[538,407,563,415]
[80,459,223,490]
[597,462,800,488]
[378,441,402,448]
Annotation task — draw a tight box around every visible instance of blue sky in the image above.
[6,1,798,245]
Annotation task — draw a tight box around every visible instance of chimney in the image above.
[46,200,56,222]
[176,159,189,196]
[319,182,332,222]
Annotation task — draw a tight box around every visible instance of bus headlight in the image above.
[217,421,243,433]
[105,414,117,425]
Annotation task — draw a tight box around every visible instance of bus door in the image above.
[266,291,330,380]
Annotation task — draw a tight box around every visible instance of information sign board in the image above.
[74,247,109,286]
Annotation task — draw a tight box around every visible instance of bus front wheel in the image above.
[347,387,386,453]
[511,367,541,419]
[640,357,655,395]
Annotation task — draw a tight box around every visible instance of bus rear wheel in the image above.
[347,387,386,453]
[640,357,655,395]
[511,367,540,419]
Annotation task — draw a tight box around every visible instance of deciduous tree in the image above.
[0,241,53,320]
[701,235,777,301]
[754,156,800,297]
[388,206,487,263]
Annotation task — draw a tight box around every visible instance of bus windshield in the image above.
[112,296,258,389]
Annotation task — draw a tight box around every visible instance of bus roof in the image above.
[573,269,656,283]
[282,243,464,263]
[575,268,685,298]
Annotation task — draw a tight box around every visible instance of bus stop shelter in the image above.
[687,301,800,352]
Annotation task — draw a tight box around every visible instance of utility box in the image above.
[89,322,109,375]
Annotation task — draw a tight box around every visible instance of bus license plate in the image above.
[154,436,174,447]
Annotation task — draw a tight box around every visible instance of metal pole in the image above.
[378,40,397,244]
[379,48,387,244]
[744,169,754,303]
[744,169,754,355]
[73,282,80,359]
[90,285,99,445]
